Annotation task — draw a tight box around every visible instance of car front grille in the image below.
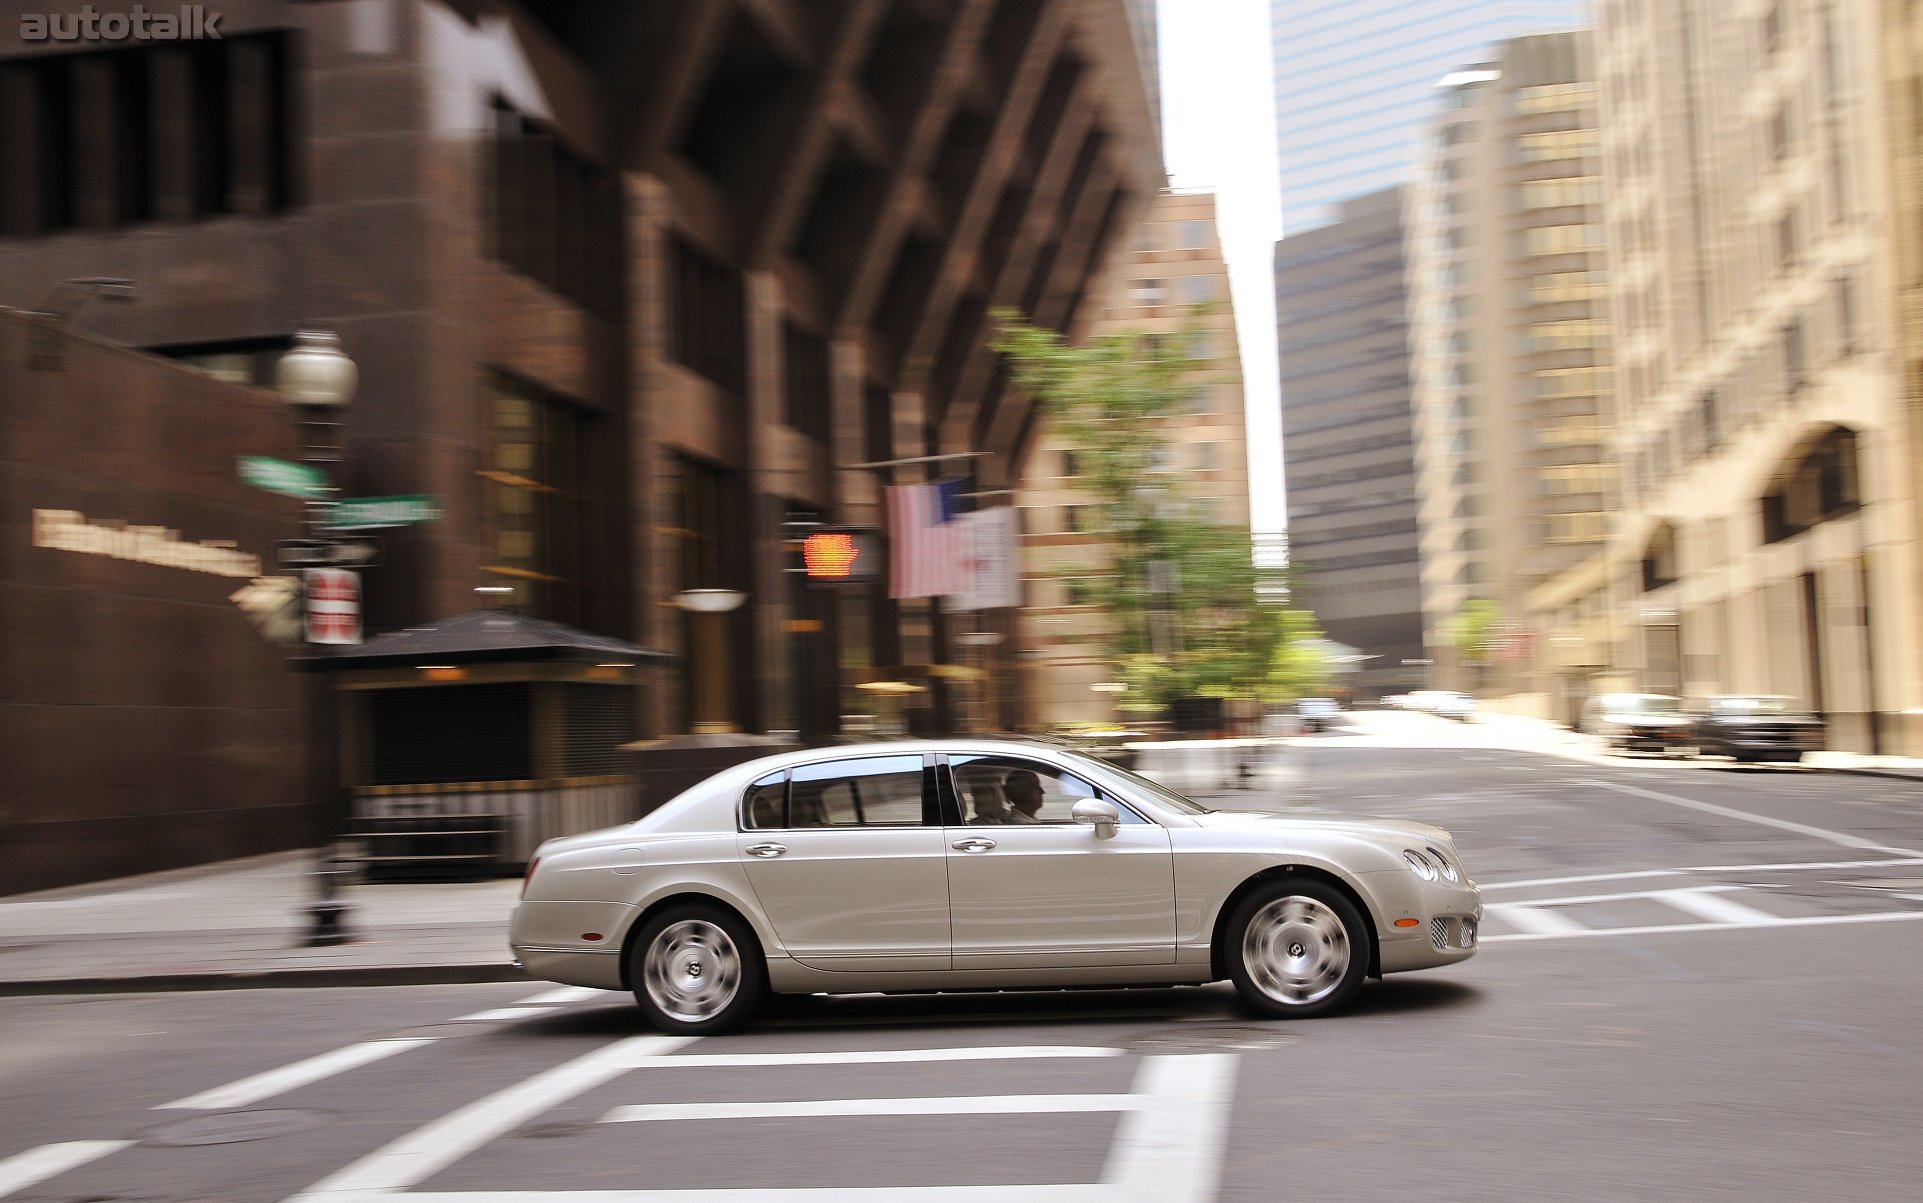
[1429,916,1477,950]
[1460,917,1477,948]
[1430,917,1449,949]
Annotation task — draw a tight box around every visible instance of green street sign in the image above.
[324,494,442,530]
[238,456,328,500]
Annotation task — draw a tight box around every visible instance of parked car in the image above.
[1296,697,1340,731]
[1689,695,1824,763]
[1431,691,1477,721]
[512,739,1482,1033]
[1581,693,1692,754]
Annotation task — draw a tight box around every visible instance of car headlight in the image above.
[1403,849,1438,880]
[1427,847,1460,882]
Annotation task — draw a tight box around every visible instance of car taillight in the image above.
[521,856,541,900]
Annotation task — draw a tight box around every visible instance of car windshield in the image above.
[1061,751,1214,815]
[1716,696,1803,715]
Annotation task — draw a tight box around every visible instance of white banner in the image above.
[947,507,1020,611]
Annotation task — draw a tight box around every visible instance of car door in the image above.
[734,753,949,972]
[941,753,1176,969]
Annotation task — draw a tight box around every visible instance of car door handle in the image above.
[745,842,788,858]
[952,837,997,853]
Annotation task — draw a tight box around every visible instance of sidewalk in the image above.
[1469,709,1923,781]
[0,851,526,996]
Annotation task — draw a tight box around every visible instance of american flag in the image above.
[886,479,972,599]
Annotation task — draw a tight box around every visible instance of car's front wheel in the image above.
[629,904,765,1035]
[1226,879,1370,1019]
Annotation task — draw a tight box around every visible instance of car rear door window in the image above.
[783,755,930,827]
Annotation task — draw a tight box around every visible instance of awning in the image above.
[297,609,670,670]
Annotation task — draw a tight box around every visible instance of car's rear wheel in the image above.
[629,904,764,1035]
[1227,879,1370,1019]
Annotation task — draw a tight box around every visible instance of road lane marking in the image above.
[1652,888,1784,926]
[1483,857,1923,891]
[1500,883,1750,909]
[0,1141,133,1199]
[1105,1053,1238,1203]
[1485,909,1923,942]
[602,1093,1146,1122]
[294,1044,1229,1203]
[1485,904,1587,936]
[618,1046,1124,1069]
[158,1038,438,1111]
[288,1036,695,1200]
[1483,870,1683,891]
[398,1183,1123,1191]
[1683,856,1923,873]
[1576,779,1923,857]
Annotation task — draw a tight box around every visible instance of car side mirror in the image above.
[1070,798,1120,839]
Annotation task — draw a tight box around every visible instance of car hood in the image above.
[1608,714,1688,726]
[1190,808,1452,848]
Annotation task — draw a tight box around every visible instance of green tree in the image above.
[1449,598,1501,688]
[995,311,1323,714]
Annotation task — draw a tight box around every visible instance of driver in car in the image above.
[1003,769,1047,824]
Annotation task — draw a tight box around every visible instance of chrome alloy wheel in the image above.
[641,918,742,1023]
[1241,895,1351,1006]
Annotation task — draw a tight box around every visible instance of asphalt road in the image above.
[5,714,1922,1202]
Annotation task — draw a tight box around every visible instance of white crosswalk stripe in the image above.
[1480,878,1923,942]
[290,1041,1239,1203]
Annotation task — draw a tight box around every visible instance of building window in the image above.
[669,235,747,396]
[1776,210,1799,267]
[1531,319,1608,351]
[0,33,294,238]
[1836,275,1857,354]
[1784,319,1807,392]
[1178,274,1216,303]
[1060,450,1078,477]
[1526,224,1602,256]
[484,374,587,623]
[1701,391,1720,452]
[782,321,831,441]
[1129,278,1166,306]
[1175,220,1209,249]
[1522,178,1602,209]
[488,97,623,315]
[1063,505,1082,533]
[1518,129,1598,162]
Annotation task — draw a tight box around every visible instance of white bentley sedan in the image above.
[511,740,1480,1033]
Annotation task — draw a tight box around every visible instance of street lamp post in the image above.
[672,588,748,733]
[276,330,357,947]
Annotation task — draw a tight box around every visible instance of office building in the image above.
[1405,32,1611,706]
[1275,187,1425,698]
[1271,0,1586,232]
[1592,0,1922,752]
[0,0,1162,890]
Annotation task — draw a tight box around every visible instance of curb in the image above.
[1808,765,1923,783]
[0,961,529,997]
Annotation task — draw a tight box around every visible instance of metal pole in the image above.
[301,405,350,947]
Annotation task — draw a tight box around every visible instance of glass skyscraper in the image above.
[1272,0,1586,232]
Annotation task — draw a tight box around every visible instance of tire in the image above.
[628,903,765,1036]
[1226,879,1371,1020]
